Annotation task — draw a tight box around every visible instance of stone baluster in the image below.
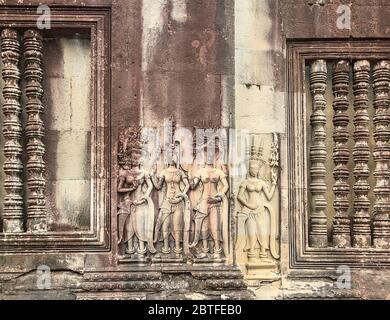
[23,30,47,233]
[1,29,24,233]
[309,60,329,248]
[332,60,351,247]
[352,60,371,248]
[372,60,390,249]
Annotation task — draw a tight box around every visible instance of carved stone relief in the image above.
[0,28,24,233]
[117,124,231,265]
[0,28,47,234]
[117,126,157,262]
[235,133,280,280]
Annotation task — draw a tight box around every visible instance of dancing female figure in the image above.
[237,137,279,263]
[190,143,229,260]
[117,127,156,258]
[152,142,191,256]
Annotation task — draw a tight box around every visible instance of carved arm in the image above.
[237,185,254,210]
[262,179,277,201]
[190,177,201,190]
[151,172,165,190]
[144,176,154,198]
[182,176,190,195]
[118,177,137,193]
[219,176,229,196]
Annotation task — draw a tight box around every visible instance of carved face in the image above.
[249,160,261,177]
[167,146,179,166]
[130,150,142,167]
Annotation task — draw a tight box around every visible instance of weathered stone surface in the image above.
[0,0,390,300]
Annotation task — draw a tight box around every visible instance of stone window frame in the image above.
[0,6,111,252]
[287,41,390,269]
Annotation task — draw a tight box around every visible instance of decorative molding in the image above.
[332,60,351,248]
[373,60,390,249]
[352,60,371,248]
[0,28,24,233]
[23,29,47,233]
[309,59,328,248]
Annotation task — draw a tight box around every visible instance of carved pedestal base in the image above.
[192,258,226,265]
[152,254,185,265]
[119,255,151,266]
[245,260,279,281]
[79,268,254,300]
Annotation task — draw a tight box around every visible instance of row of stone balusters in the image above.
[309,59,390,249]
[1,28,47,233]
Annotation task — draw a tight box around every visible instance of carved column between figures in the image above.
[373,60,390,249]
[332,60,351,248]
[23,30,47,233]
[1,29,24,233]
[309,60,328,248]
[352,60,371,248]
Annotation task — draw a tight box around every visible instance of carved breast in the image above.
[164,169,181,184]
[246,180,262,193]
[200,168,224,184]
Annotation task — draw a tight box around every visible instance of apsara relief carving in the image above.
[236,134,280,279]
[117,125,232,265]
[117,126,157,261]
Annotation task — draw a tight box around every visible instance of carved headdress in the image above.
[161,119,183,166]
[247,138,265,163]
[194,131,228,166]
[118,126,148,166]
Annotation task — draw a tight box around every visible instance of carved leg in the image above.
[201,215,210,254]
[138,240,147,257]
[209,207,222,258]
[259,246,267,259]
[173,232,182,254]
[189,212,206,248]
[162,217,171,254]
[246,217,258,261]
[173,205,183,254]
[126,237,135,255]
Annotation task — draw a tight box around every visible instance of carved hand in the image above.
[207,196,222,204]
[245,203,259,211]
[134,197,147,205]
